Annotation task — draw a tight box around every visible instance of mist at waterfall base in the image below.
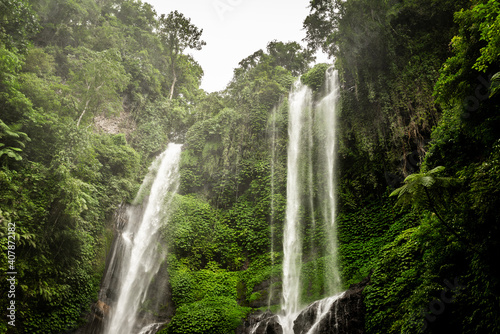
[276,68,342,333]
[99,143,182,334]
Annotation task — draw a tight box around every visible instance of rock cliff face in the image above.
[294,276,368,334]
[72,300,109,334]
[73,205,174,334]
[73,206,129,334]
[237,276,369,334]
[236,311,283,334]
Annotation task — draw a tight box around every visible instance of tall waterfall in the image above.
[103,143,182,334]
[318,68,341,295]
[279,68,341,333]
[280,79,312,333]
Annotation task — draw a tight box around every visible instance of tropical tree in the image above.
[67,47,129,127]
[158,10,205,100]
[266,40,315,76]
[389,166,469,245]
[0,0,38,52]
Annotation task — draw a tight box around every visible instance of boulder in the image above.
[236,311,283,334]
[293,276,369,334]
[72,300,110,334]
[238,275,370,334]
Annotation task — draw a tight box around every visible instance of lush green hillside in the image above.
[304,0,500,332]
[1,0,499,333]
[1,0,203,332]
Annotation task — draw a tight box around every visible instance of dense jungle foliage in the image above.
[1,0,499,333]
[304,0,500,332]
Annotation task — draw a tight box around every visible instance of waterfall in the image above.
[318,68,342,295]
[103,143,182,334]
[279,68,341,333]
[280,79,312,333]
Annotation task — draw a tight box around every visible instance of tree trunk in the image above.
[76,100,90,127]
[424,187,480,255]
[169,68,177,100]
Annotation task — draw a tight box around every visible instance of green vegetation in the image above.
[1,0,499,333]
[0,0,205,332]
[300,63,330,91]
[305,0,500,332]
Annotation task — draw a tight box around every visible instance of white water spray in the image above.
[318,68,342,295]
[280,79,313,332]
[280,68,341,333]
[302,292,345,334]
[104,143,182,334]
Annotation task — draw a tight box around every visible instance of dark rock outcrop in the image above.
[72,300,109,334]
[236,311,283,334]
[294,276,368,334]
[252,316,283,334]
[73,205,174,334]
[238,275,370,334]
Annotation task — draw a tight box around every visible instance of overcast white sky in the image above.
[145,0,330,92]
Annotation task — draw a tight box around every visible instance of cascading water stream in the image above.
[280,79,312,332]
[306,86,318,286]
[301,291,345,334]
[318,68,342,295]
[103,143,182,334]
[279,68,341,334]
